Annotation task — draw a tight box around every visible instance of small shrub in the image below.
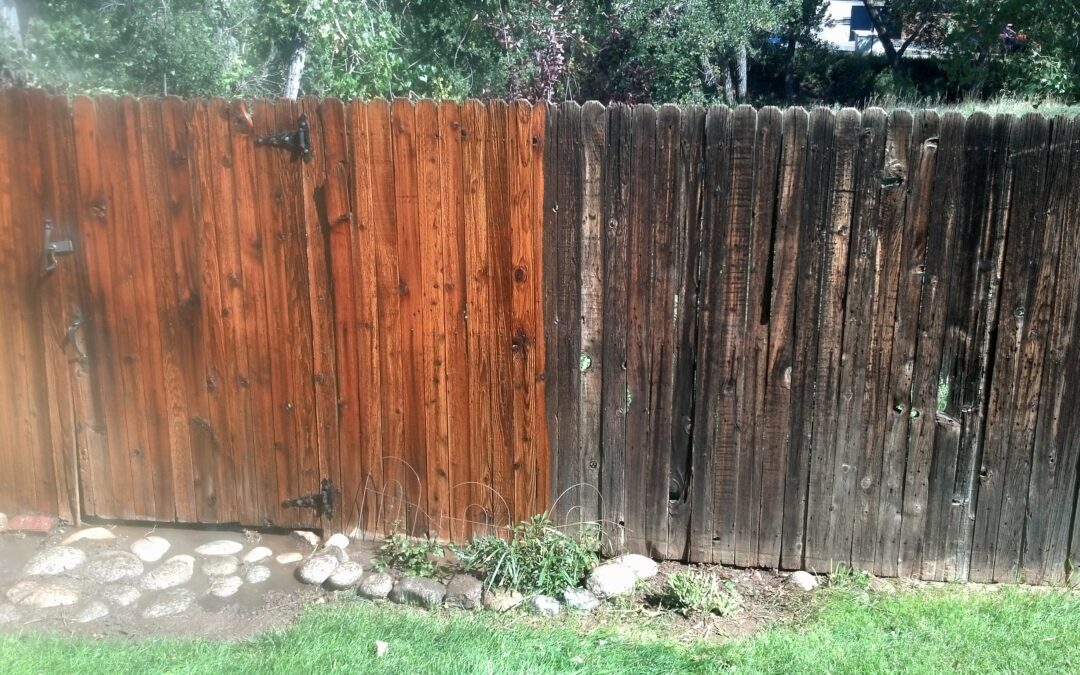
[452,514,601,596]
[662,571,742,617]
[373,529,446,579]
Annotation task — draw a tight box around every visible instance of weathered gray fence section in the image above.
[545,103,1080,583]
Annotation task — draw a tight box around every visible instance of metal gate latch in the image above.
[41,219,74,276]
[255,113,312,162]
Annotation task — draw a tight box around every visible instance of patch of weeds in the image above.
[829,563,872,590]
[373,528,447,579]
[661,571,742,617]
[452,513,601,596]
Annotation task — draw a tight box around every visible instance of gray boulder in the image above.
[0,603,19,625]
[529,594,562,616]
[610,554,659,580]
[444,575,484,610]
[244,565,272,584]
[562,587,600,612]
[6,579,81,608]
[23,546,87,576]
[208,575,243,598]
[296,554,341,585]
[73,601,110,623]
[788,570,818,591]
[585,563,637,599]
[326,561,365,589]
[142,589,195,618]
[85,550,144,583]
[130,535,171,563]
[389,577,446,608]
[100,584,141,608]
[141,555,195,591]
[358,573,395,600]
[482,588,524,612]
[201,555,240,577]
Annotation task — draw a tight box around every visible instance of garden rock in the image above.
[23,546,87,576]
[194,540,244,556]
[0,603,19,625]
[201,555,240,577]
[389,577,446,608]
[244,565,271,584]
[610,554,658,580]
[0,512,7,530]
[276,552,303,565]
[131,535,171,563]
[788,570,818,591]
[482,588,524,612]
[325,533,350,550]
[142,589,195,618]
[444,575,483,610]
[529,594,562,617]
[100,584,141,608]
[62,527,116,545]
[586,563,636,598]
[868,577,896,594]
[358,573,394,600]
[141,554,195,591]
[292,530,320,548]
[73,601,110,623]
[297,553,340,585]
[326,561,365,589]
[6,579,80,608]
[208,575,243,598]
[85,550,145,583]
[243,546,273,563]
[562,587,600,612]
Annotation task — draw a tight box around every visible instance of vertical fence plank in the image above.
[367,100,407,532]
[665,105,705,560]
[577,101,606,525]
[599,104,631,550]
[0,92,21,513]
[509,100,542,525]
[530,104,551,520]
[624,104,656,553]
[837,108,888,571]
[691,106,731,562]
[439,101,471,537]
[1025,117,1080,585]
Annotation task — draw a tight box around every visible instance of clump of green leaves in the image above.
[661,571,742,617]
[452,514,601,596]
[829,563,872,590]
[373,530,446,579]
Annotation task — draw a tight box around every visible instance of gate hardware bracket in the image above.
[255,113,312,162]
[282,477,337,519]
[41,219,74,276]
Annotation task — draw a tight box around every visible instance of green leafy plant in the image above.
[661,571,742,616]
[452,514,601,596]
[829,563,872,590]
[373,529,446,579]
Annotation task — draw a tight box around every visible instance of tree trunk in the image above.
[1,0,20,47]
[723,64,735,104]
[784,37,798,102]
[737,43,748,101]
[284,43,306,100]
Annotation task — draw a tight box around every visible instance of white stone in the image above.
[358,573,395,600]
[73,601,110,623]
[585,563,637,599]
[201,555,240,577]
[62,527,117,545]
[562,587,600,612]
[131,535,171,563]
[243,546,273,563]
[529,594,562,616]
[296,554,340,585]
[244,565,272,584]
[0,512,7,530]
[141,554,195,591]
[100,584,141,608]
[85,551,144,583]
[326,561,364,589]
[6,580,80,608]
[208,575,243,598]
[194,539,244,556]
[0,602,19,624]
[23,546,87,576]
[292,530,320,548]
[788,570,819,591]
[276,552,304,565]
[142,589,195,618]
[324,533,350,550]
[610,554,659,580]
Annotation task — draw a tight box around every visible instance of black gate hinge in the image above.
[41,219,74,277]
[282,477,337,519]
[255,113,312,162]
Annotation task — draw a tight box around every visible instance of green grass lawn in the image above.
[2,585,1078,674]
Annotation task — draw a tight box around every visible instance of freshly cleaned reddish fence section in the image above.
[0,90,549,539]
[544,102,1080,584]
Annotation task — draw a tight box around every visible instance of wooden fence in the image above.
[544,103,1080,584]
[0,89,548,539]
[2,90,1080,583]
